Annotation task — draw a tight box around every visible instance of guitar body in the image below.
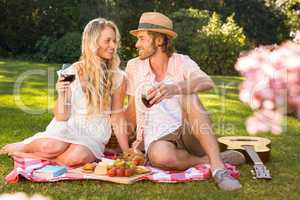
[218,136,271,163]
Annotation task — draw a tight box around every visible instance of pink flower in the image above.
[0,193,51,200]
[236,41,300,134]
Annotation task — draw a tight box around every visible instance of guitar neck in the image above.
[218,136,272,179]
[242,145,263,165]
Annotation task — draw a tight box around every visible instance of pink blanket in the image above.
[5,156,240,184]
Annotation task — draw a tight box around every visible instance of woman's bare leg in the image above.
[3,138,70,159]
[2,142,26,154]
[54,144,96,167]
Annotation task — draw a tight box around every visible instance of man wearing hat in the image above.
[125,12,245,190]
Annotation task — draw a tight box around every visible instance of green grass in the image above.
[1,58,300,200]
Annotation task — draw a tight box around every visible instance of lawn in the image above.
[0,59,299,200]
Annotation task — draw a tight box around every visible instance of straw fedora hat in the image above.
[130,12,177,39]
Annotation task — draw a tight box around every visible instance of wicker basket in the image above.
[106,129,136,149]
[106,134,119,149]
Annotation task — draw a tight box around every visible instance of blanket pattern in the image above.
[5,156,240,184]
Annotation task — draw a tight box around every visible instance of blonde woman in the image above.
[0,18,129,166]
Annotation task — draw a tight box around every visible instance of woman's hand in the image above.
[53,76,72,121]
[56,76,71,96]
[111,113,130,152]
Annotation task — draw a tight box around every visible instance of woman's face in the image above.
[97,26,117,60]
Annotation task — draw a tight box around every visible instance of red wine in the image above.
[141,94,153,108]
[62,74,75,82]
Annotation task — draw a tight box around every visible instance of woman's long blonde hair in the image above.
[76,18,121,115]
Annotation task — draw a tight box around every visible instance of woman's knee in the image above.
[58,154,94,167]
[56,146,96,167]
[56,155,82,166]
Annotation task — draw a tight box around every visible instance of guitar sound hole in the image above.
[231,139,258,142]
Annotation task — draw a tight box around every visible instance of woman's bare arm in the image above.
[111,79,130,152]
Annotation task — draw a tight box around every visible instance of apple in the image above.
[124,168,135,177]
[107,167,117,177]
[116,167,125,177]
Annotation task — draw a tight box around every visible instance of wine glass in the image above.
[141,81,157,108]
[61,64,75,83]
[60,64,75,106]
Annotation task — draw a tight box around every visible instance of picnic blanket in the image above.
[5,155,240,184]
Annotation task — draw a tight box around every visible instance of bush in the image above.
[47,32,81,63]
[216,0,289,45]
[190,12,248,75]
[267,0,300,33]
[171,8,211,54]
[33,36,55,61]
[0,46,9,57]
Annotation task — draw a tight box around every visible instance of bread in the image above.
[94,162,108,175]
[136,166,151,174]
[122,148,145,165]
[82,163,97,173]
[83,163,97,170]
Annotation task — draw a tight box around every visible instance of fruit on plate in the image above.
[107,166,132,177]
[115,167,125,177]
[93,158,150,177]
[124,168,135,177]
[113,159,126,168]
[107,167,117,177]
[125,161,136,170]
[106,159,141,177]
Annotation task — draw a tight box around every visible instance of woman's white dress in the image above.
[22,64,124,159]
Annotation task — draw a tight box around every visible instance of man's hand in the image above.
[147,82,179,105]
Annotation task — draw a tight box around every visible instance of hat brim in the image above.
[130,28,177,39]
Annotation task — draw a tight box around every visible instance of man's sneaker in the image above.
[213,169,242,191]
[220,150,246,166]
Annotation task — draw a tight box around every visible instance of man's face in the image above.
[135,31,157,60]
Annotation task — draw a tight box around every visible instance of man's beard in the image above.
[139,44,157,60]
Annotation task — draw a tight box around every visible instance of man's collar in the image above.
[166,55,175,76]
[143,58,152,76]
[143,55,175,77]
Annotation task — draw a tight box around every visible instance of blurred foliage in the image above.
[198,0,291,45]
[33,36,55,62]
[265,0,300,33]
[171,8,211,54]
[47,32,81,63]
[190,12,248,75]
[0,0,297,74]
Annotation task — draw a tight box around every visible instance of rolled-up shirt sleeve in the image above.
[182,55,210,80]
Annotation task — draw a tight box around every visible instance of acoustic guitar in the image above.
[218,136,272,180]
